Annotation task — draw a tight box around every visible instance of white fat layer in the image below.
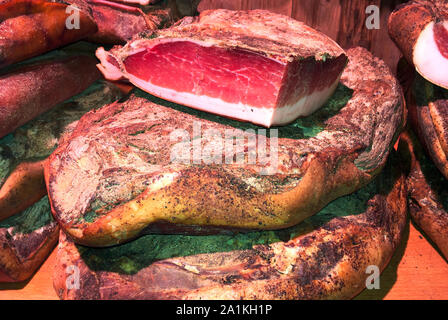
[127,74,340,127]
[123,0,151,4]
[271,78,340,126]
[414,21,448,89]
[129,37,216,50]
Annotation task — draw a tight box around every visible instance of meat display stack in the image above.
[47,9,407,299]
[0,0,193,284]
[3,0,446,300]
[390,0,448,262]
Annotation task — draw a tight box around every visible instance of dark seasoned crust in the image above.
[108,9,346,64]
[388,0,448,64]
[53,153,407,300]
[399,131,448,260]
[45,47,405,247]
[0,197,58,282]
[408,74,448,179]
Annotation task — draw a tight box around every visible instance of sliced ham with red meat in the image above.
[389,0,448,89]
[96,9,347,127]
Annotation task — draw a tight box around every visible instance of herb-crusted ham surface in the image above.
[96,9,347,127]
[45,48,404,247]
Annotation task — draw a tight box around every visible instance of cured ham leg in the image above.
[46,47,404,247]
[0,80,122,224]
[399,131,448,261]
[52,154,407,299]
[97,10,347,127]
[389,0,448,88]
[0,0,97,68]
[0,55,103,223]
[0,197,58,282]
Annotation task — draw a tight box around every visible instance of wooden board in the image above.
[0,249,59,300]
[0,221,447,300]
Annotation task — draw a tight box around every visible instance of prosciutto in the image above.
[389,0,448,89]
[96,9,347,127]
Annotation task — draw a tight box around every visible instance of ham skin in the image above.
[96,9,347,127]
